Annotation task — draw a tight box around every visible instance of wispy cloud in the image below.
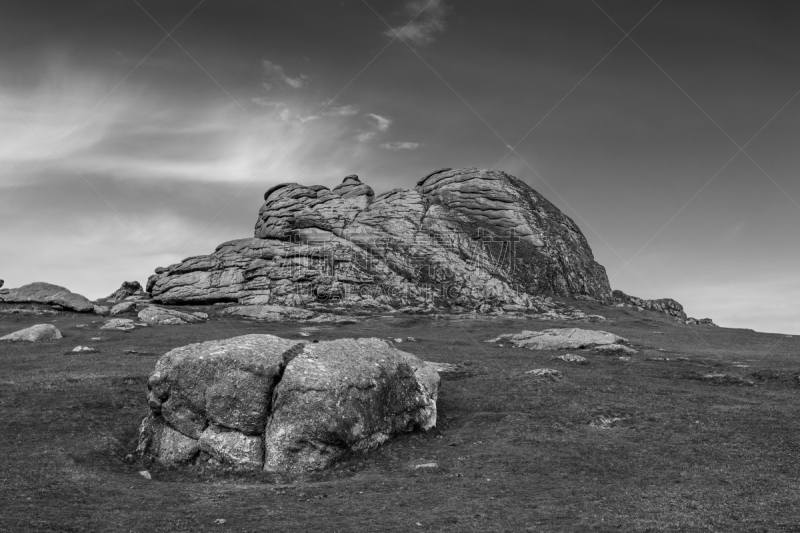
[322,104,359,117]
[356,131,375,142]
[381,141,421,151]
[366,113,392,132]
[261,60,307,90]
[384,0,448,47]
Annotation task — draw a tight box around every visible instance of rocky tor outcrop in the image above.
[146,168,612,310]
[139,334,439,473]
[0,282,94,313]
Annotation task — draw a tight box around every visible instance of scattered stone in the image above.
[93,305,110,316]
[139,470,151,480]
[488,328,627,350]
[0,282,94,312]
[109,281,144,301]
[0,306,58,316]
[585,315,607,323]
[214,519,226,525]
[414,462,438,469]
[90,337,103,341]
[555,354,588,365]
[406,337,417,342]
[525,368,563,380]
[101,318,136,331]
[138,306,205,326]
[589,415,624,430]
[593,344,638,356]
[393,338,403,343]
[306,314,359,324]
[0,324,63,342]
[618,356,632,362]
[694,373,754,386]
[191,312,209,320]
[140,335,439,474]
[71,346,96,353]
[110,301,137,315]
[298,332,311,337]
[221,305,313,322]
[74,324,88,328]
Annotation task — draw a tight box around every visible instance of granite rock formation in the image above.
[0,282,94,313]
[0,324,63,342]
[138,334,439,473]
[487,328,628,350]
[109,281,144,301]
[146,169,611,310]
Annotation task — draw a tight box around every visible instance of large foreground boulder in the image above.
[1,324,63,342]
[146,168,611,310]
[488,328,627,350]
[0,282,94,313]
[138,335,439,473]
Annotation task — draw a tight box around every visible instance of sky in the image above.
[1,0,799,334]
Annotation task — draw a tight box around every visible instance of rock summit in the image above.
[146,168,611,310]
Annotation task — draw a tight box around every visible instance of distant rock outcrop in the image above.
[109,281,144,301]
[146,169,611,310]
[0,282,94,313]
[611,290,686,319]
[139,334,439,473]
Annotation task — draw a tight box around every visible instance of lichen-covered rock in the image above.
[146,335,302,438]
[487,328,627,350]
[138,306,205,325]
[263,338,439,474]
[139,334,439,474]
[146,169,612,310]
[593,344,638,356]
[0,282,94,313]
[0,324,63,342]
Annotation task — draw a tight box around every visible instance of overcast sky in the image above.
[2,0,799,334]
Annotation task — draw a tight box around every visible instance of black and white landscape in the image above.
[2,2,800,531]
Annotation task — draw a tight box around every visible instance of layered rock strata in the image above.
[147,168,612,309]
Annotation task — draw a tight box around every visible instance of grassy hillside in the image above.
[1,301,798,532]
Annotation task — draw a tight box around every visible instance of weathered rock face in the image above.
[146,169,611,310]
[487,328,628,350]
[139,335,439,473]
[138,306,206,326]
[0,282,94,313]
[611,290,686,319]
[109,281,143,301]
[0,324,63,342]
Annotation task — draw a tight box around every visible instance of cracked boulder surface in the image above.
[138,334,439,474]
[146,168,611,310]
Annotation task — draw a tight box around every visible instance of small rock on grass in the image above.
[593,344,637,356]
[555,354,588,365]
[414,462,438,469]
[102,318,136,331]
[71,346,96,353]
[139,470,151,480]
[525,368,563,380]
